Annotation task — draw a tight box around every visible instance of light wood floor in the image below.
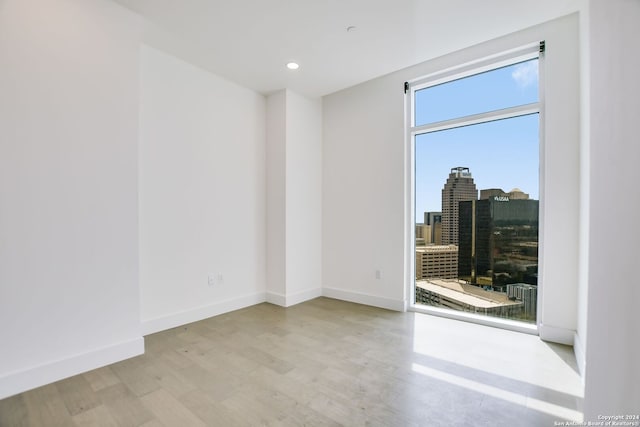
[0,298,583,426]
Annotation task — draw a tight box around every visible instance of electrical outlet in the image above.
[375,270,381,279]
[208,273,224,287]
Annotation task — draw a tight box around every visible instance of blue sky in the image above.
[414,59,539,216]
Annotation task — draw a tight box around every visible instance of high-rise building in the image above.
[415,224,431,246]
[441,167,478,245]
[423,211,442,244]
[433,222,442,245]
[415,245,458,279]
[424,211,442,226]
[458,196,539,290]
[507,283,538,320]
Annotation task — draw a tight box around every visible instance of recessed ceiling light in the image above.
[286,62,299,70]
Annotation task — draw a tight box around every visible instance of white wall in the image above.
[323,76,406,311]
[266,91,287,302]
[323,14,581,331]
[575,0,590,378]
[139,45,266,334]
[0,0,143,399]
[583,0,640,418]
[266,90,323,306]
[535,15,581,345]
[285,91,323,303]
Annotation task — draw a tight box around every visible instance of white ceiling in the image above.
[112,0,581,98]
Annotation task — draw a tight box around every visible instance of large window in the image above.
[407,43,543,326]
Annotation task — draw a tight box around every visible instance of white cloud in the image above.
[511,61,538,88]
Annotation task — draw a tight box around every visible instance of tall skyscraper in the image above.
[458,196,539,290]
[441,167,477,245]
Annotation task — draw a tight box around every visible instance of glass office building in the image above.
[458,196,539,291]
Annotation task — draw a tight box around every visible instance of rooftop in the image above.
[416,279,520,309]
[416,245,458,253]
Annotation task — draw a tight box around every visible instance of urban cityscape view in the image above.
[415,166,539,323]
[413,57,540,324]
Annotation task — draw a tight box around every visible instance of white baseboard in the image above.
[573,331,586,381]
[322,287,406,312]
[141,292,266,336]
[266,288,323,307]
[143,288,321,335]
[539,323,575,345]
[0,337,143,400]
[266,291,286,307]
[285,287,323,307]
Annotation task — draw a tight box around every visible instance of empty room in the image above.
[0,0,638,425]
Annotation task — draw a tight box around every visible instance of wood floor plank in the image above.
[238,377,342,427]
[307,391,367,426]
[83,366,121,392]
[156,347,195,371]
[137,420,164,427]
[178,390,252,427]
[142,359,198,398]
[174,363,240,402]
[220,388,293,427]
[249,365,320,407]
[55,374,102,416]
[22,384,74,427]
[235,346,295,375]
[110,356,161,397]
[139,389,206,427]
[96,383,155,427]
[71,404,119,427]
[182,338,261,375]
[0,394,29,427]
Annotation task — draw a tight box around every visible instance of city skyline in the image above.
[414,58,539,216]
[415,113,539,215]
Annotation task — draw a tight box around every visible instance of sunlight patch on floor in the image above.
[411,362,582,422]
